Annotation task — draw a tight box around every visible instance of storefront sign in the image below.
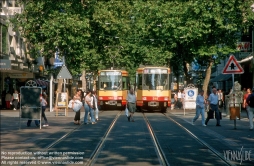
[9,73,34,78]
[237,42,250,51]
[0,59,11,70]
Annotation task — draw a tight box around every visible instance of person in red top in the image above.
[243,88,251,118]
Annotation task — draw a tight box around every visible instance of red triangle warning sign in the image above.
[222,55,244,74]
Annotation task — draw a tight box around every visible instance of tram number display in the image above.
[144,69,168,74]
[106,100,117,105]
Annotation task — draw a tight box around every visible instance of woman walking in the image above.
[192,90,206,126]
[73,89,82,125]
[83,90,96,124]
[12,90,19,110]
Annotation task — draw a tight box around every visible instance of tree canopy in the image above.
[11,0,254,91]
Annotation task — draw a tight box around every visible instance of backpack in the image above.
[247,94,254,108]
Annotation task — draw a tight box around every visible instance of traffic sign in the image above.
[222,55,244,74]
[57,65,72,79]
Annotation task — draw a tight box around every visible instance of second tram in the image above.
[136,66,171,112]
[97,70,129,110]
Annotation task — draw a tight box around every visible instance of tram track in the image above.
[164,113,236,166]
[17,110,125,166]
[84,111,122,166]
[142,113,170,166]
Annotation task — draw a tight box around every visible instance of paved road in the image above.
[0,108,253,166]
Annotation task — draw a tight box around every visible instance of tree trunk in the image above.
[81,70,86,92]
[203,60,213,99]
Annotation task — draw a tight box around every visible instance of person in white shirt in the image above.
[12,90,19,110]
[205,87,221,126]
[217,89,223,108]
[175,90,183,109]
[126,89,137,122]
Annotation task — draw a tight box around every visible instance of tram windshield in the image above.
[136,69,170,90]
[99,71,127,90]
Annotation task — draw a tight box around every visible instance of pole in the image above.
[63,79,66,92]
[50,74,53,112]
[232,74,234,92]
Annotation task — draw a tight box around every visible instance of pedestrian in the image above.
[41,94,49,127]
[73,89,82,125]
[27,119,40,127]
[12,90,19,110]
[175,89,182,109]
[192,90,206,126]
[127,89,137,122]
[5,91,12,109]
[92,90,99,121]
[245,87,254,131]
[1,90,6,109]
[218,89,224,108]
[205,87,221,126]
[243,88,251,118]
[83,90,96,124]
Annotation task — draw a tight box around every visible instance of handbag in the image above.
[125,107,129,117]
[207,109,214,119]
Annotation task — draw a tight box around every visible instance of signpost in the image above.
[183,84,198,116]
[222,55,244,129]
[55,65,72,116]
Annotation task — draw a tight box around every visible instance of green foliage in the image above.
[11,0,254,80]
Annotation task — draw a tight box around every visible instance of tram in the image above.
[97,70,130,110]
[136,66,171,112]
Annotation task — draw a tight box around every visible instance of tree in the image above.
[11,0,254,97]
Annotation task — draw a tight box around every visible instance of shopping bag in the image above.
[207,109,214,119]
[125,107,129,117]
[68,100,74,108]
[73,100,83,112]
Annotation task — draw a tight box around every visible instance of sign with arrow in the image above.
[222,55,244,74]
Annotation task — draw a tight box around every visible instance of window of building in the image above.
[1,24,8,55]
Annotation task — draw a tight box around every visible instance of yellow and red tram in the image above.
[136,66,171,112]
[97,70,129,110]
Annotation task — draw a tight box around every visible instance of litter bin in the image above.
[230,106,240,120]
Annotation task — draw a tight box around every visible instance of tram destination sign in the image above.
[144,69,168,74]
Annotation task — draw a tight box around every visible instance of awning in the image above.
[210,74,232,82]
[35,80,49,87]
[238,55,253,63]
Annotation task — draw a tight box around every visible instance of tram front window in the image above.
[143,73,169,90]
[99,72,122,90]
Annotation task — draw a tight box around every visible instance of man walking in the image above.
[127,89,136,122]
[205,87,221,126]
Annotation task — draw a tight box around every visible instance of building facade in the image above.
[0,0,47,106]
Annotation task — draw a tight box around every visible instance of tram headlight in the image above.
[118,97,122,100]
[142,97,147,100]
[164,97,168,100]
[99,97,103,100]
